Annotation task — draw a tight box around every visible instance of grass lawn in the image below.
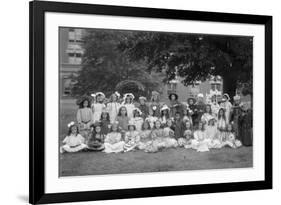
[59,98,253,177]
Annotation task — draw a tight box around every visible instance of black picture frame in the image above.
[29,0,272,204]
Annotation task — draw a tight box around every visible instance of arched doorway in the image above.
[115,80,146,99]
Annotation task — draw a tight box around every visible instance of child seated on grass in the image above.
[60,122,88,153]
[138,121,153,150]
[178,120,193,148]
[191,121,209,152]
[163,119,178,148]
[205,117,221,149]
[103,122,125,153]
[221,124,242,149]
[87,123,105,151]
[124,123,140,152]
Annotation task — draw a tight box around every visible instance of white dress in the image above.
[76,108,93,130]
[220,101,232,124]
[107,102,120,123]
[123,103,135,119]
[103,132,125,153]
[201,113,214,124]
[124,131,140,152]
[145,116,158,129]
[191,130,210,152]
[92,103,106,123]
[60,134,87,153]
[130,117,144,131]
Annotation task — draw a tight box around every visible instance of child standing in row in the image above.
[92,92,106,123]
[122,93,135,119]
[116,106,130,133]
[107,92,121,123]
[130,108,144,132]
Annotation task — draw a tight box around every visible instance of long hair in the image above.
[142,120,151,130]
[118,106,128,117]
[100,112,110,121]
[68,124,79,136]
[160,109,170,119]
[133,109,141,118]
[218,108,226,120]
[79,99,91,109]
[205,104,212,114]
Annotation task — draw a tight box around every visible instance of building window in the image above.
[68,52,82,64]
[68,29,84,43]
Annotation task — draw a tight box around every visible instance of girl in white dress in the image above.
[103,122,125,153]
[124,124,140,152]
[92,92,106,123]
[220,93,232,124]
[160,104,170,125]
[130,108,144,131]
[221,124,242,148]
[205,117,221,149]
[201,104,214,124]
[122,93,136,119]
[191,122,209,152]
[182,107,193,126]
[217,108,227,142]
[145,109,158,129]
[162,119,178,148]
[60,122,88,153]
[107,92,121,123]
[138,121,153,150]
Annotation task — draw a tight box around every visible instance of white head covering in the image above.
[124,93,135,100]
[95,92,105,99]
[160,104,170,111]
[223,93,230,101]
[139,96,147,101]
[233,95,241,101]
[133,107,142,115]
[197,93,204,98]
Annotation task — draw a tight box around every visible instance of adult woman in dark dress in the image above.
[239,105,253,146]
[168,93,184,119]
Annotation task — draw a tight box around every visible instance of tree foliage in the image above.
[118,32,253,97]
[71,30,162,97]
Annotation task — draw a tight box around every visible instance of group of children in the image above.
[60,91,253,154]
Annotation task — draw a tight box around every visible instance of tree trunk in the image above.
[222,72,237,102]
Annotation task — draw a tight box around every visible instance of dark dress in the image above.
[174,119,185,139]
[193,102,206,126]
[139,103,149,119]
[239,109,253,146]
[149,102,161,118]
[87,133,105,151]
[230,106,242,141]
[169,100,184,118]
[100,119,111,135]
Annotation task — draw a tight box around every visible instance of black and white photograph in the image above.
[59,27,253,177]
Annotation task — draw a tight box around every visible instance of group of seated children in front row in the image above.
[60,105,242,154]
